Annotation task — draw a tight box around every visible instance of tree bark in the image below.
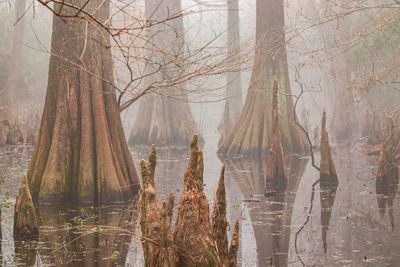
[218,0,242,138]
[266,78,287,187]
[14,175,39,237]
[26,0,139,204]
[218,0,306,156]
[0,0,27,146]
[139,136,239,266]
[129,0,201,147]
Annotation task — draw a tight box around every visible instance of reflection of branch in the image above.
[294,178,320,267]
[292,67,320,266]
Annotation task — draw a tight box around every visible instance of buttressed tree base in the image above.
[26,0,139,204]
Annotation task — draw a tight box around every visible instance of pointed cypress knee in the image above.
[14,175,39,237]
[139,146,175,266]
[266,77,287,190]
[228,219,240,267]
[139,135,239,266]
[319,110,338,253]
[212,165,229,264]
[174,135,218,266]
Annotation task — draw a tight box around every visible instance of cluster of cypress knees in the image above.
[12,78,398,266]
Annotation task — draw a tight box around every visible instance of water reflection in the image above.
[319,173,338,253]
[223,156,308,266]
[130,146,189,202]
[1,144,399,266]
[375,164,399,230]
[14,204,136,266]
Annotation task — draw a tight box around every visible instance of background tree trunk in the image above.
[218,0,306,156]
[129,0,201,147]
[218,0,243,138]
[0,0,27,145]
[27,0,139,204]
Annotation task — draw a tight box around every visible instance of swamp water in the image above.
[0,135,399,266]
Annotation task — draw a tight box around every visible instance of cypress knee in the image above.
[14,175,39,237]
[139,135,239,266]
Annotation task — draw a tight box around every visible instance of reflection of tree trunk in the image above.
[27,0,139,204]
[223,156,308,266]
[319,111,339,253]
[129,0,201,147]
[37,204,135,266]
[0,0,27,146]
[375,124,399,230]
[320,177,338,253]
[218,0,242,138]
[218,0,306,156]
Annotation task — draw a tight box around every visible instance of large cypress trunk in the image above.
[27,0,139,204]
[129,0,201,147]
[218,0,243,138]
[218,0,306,156]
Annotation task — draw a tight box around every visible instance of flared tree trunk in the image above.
[218,0,242,138]
[0,0,26,146]
[27,0,139,204]
[218,0,306,156]
[129,0,201,147]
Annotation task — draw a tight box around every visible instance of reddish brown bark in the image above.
[211,165,229,264]
[266,77,287,187]
[26,0,139,204]
[129,0,201,147]
[218,0,306,156]
[14,175,39,237]
[228,219,240,267]
[139,135,239,266]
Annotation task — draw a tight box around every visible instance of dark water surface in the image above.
[0,137,399,266]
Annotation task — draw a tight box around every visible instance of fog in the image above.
[0,0,399,266]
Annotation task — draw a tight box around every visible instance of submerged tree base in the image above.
[139,135,239,266]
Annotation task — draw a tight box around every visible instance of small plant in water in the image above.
[77,218,88,226]
[111,251,119,263]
